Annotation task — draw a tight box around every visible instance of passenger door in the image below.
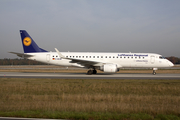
[151,56,155,64]
[46,54,50,62]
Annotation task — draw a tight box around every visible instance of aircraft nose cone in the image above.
[168,61,174,67]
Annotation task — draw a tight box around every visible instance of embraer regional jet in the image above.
[10,30,174,75]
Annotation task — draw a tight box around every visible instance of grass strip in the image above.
[0,78,180,119]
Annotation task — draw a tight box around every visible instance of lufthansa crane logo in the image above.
[23,37,32,46]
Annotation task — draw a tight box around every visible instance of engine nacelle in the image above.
[100,64,118,73]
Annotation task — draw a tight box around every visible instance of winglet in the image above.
[55,48,66,58]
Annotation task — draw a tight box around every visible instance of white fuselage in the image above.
[26,52,174,70]
[16,30,174,74]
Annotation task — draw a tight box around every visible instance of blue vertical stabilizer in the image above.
[20,30,47,53]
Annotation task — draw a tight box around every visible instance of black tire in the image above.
[87,70,93,75]
[93,70,97,74]
[152,71,156,75]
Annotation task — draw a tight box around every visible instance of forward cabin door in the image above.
[46,54,50,62]
[151,56,155,64]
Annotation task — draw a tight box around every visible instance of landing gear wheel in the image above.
[87,70,93,75]
[152,68,157,75]
[93,70,97,74]
[152,70,156,75]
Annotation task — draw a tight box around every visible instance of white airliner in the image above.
[10,30,174,75]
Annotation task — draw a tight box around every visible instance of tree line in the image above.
[0,56,179,65]
[0,58,47,65]
[166,56,180,64]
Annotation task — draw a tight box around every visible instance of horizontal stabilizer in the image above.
[9,52,34,58]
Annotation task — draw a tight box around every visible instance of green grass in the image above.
[0,78,180,120]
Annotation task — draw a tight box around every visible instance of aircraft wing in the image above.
[55,48,105,68]
[9,52,34,58]
[69,58,105,67]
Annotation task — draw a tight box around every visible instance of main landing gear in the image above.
[87,69,97,75]
[152,68,158,75]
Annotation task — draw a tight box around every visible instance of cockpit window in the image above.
[159,56,165,59]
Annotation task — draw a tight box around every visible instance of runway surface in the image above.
[0,72,180,79]
[0,117,64,120]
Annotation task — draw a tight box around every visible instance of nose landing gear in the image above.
[152,68,158,75]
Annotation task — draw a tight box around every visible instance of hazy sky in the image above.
[0,0,180,59]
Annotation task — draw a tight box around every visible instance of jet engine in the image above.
[100,64,119,73]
